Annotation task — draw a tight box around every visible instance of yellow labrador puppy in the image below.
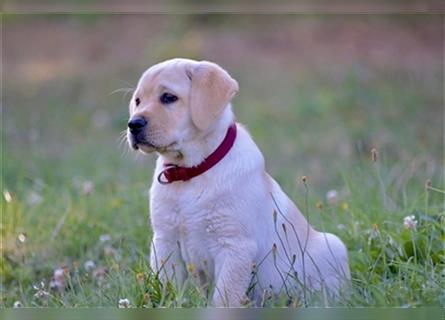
[127,58,350,307]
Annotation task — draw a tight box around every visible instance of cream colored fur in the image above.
[127,58,350,307]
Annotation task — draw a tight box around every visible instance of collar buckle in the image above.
[157,165,190,184]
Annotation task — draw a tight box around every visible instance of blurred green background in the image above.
[4,14,442,186]
[2,14,444,307]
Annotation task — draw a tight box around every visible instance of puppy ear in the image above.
[187,61,239,131]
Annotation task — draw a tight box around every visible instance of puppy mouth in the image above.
[130,136,176,153]
[131,139,155,150]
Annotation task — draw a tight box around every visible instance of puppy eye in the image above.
[160,93,178,104]
[135,97,141,106]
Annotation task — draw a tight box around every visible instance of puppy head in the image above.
[127,58,238,154]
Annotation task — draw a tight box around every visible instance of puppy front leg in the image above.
[150,233,186,289]
[212,246,256,307]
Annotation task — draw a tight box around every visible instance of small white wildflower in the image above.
[54,268,64,279]
[84,260,96,272]
[82,180,94,196]
[27,191,42,206]
[33,281,49,299]
[99,234,112,243]
[3,190,12,203]
[49,268,66,293]
[13,301,23,308]
[326,189,339,205]
[403,215,417,230]
[18,233,27,243]
[118,298,131,308]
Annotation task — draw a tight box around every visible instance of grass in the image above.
[2,149,444,307]
[2,14,444,308]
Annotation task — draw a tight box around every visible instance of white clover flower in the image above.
[49,268,66,293]
[18,233,27,243]
[84,260,96,272]
[53,268,65,280]
[13,301,23,308]
[403,215,418,230]
[53,268,65,282]
[326,189,339,205]
[118,298,131,308]
[82,180,94,196]
[33,281,49,299]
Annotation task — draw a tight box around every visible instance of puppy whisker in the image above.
[109,87,135,102]
[116,130,132,158]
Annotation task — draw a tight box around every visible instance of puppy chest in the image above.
[151,189,234,274]
[178,211,225,267]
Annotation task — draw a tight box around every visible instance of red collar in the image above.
[157,123,237,184]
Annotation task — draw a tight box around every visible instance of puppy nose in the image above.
[128,116,147,134]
